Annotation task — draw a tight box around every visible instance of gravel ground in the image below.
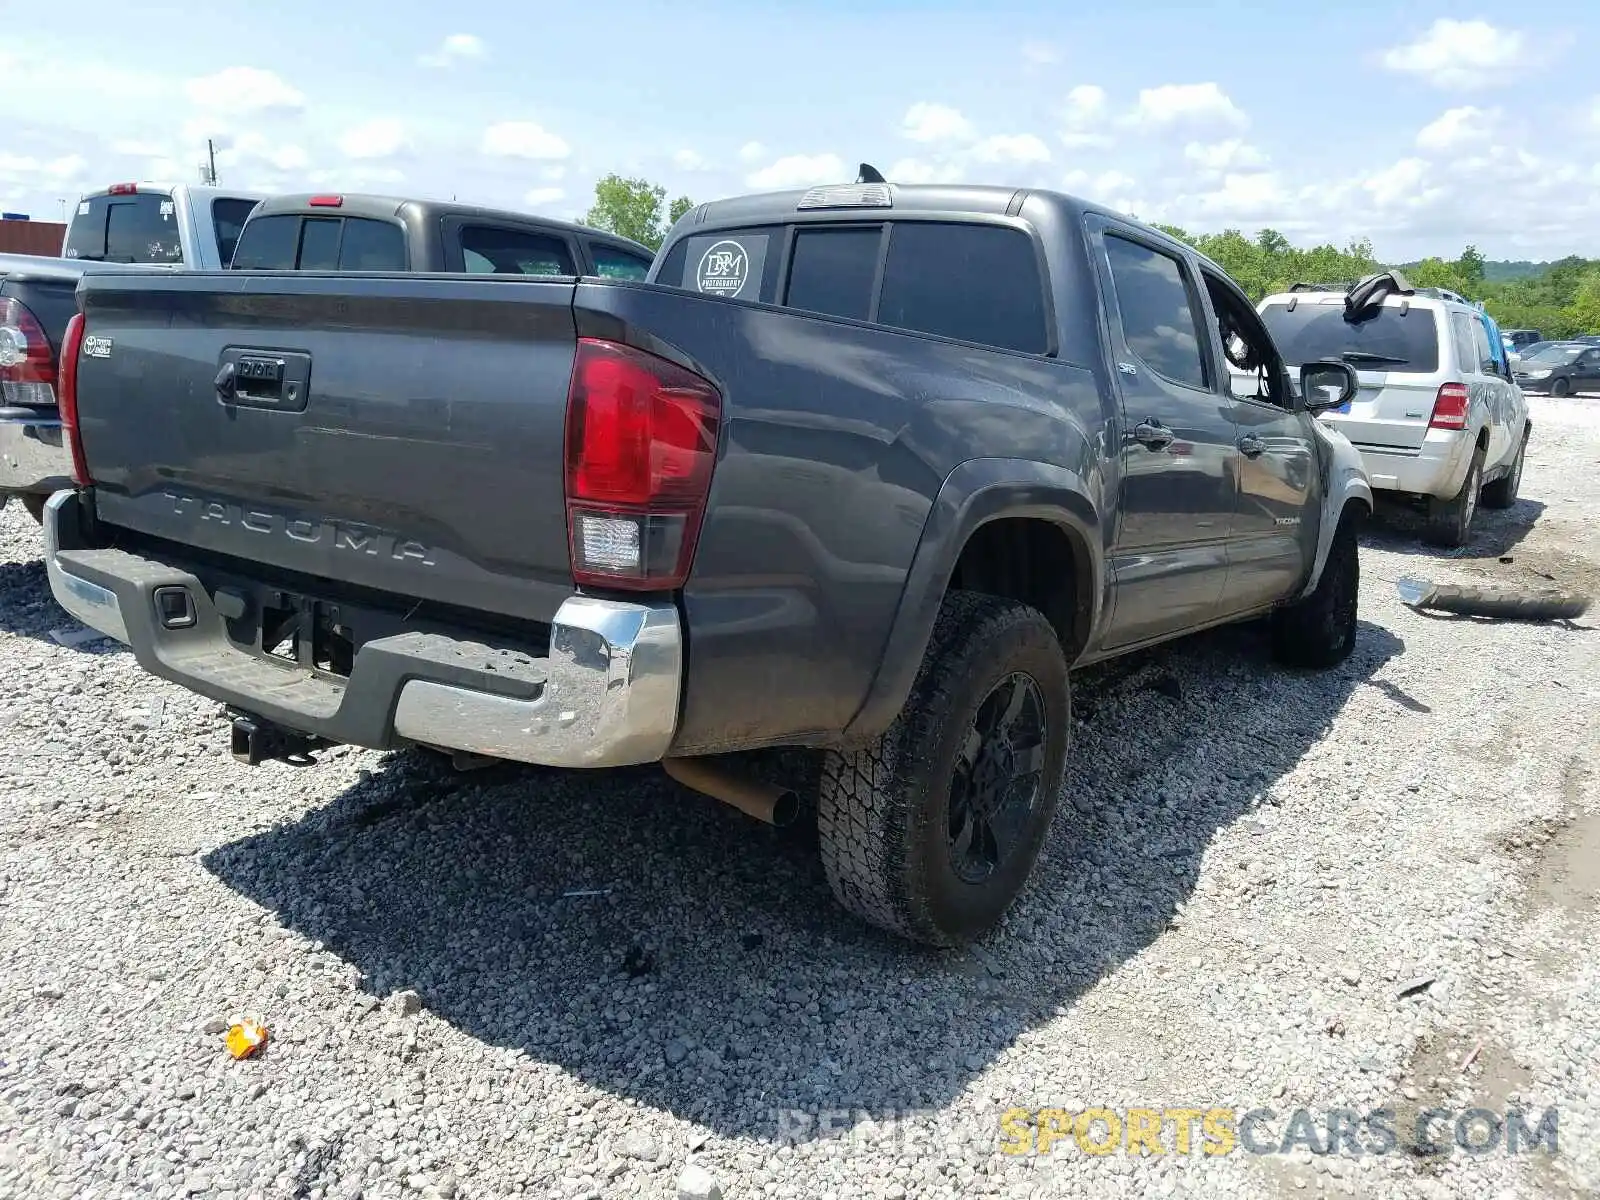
[1,397,1596,1200]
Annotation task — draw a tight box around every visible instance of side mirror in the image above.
[1299,359,1358,412]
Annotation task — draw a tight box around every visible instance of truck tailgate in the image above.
[73,272,580,623]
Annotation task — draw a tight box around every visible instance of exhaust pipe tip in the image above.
[663,756,803,829]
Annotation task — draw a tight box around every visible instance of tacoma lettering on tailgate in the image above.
[161,491,435,566]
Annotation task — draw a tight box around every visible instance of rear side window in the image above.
[589,243,652,280]
[785,226,881,322]
[229,215,406,270]
[878,223,1047,353]
[1259,301,1440,373]
[1449,313,1477,374]
[1103,234,1208,389]
[1470,316,1497,375]
[210,197,259,266]
[65,193,183,264]
[459,226,575,275]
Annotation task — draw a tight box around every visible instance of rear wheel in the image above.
[1481,429,1528,510]
[1425,442,1485,548]
[816,591,1070,946]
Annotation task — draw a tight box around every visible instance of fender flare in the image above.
[839,458,1103,745]
[1298,471,1372,599]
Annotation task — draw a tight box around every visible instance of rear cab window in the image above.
[457,225,575,275]
[64,191,184,264]
[231,213,408,270]
[656,219,1049,354]
[1259,299,1441,373]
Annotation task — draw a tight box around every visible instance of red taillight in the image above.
[0,297,57,406]
[307,195,343,207]
[107,183,138,195]
[563,338,720,591]
[58,312,91,486]
[1429,382,1469,431]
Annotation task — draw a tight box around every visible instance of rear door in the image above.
[1578,348,1600,393]
[1259,295,1446,452]
[1086,218,1238,649]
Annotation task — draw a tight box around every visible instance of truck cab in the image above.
[62,183,264,269]
[228,193,657,278]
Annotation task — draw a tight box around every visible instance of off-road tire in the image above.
[19,494,45,525]
[1480,429,1528,510]
[816,591,1070,946]
[1271,513,1361,669]
[1425,442,1486,548]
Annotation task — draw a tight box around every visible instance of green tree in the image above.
[1456,245,1486,288]
[582,174,695,251]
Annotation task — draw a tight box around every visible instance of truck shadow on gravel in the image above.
[203,619,1403,1141]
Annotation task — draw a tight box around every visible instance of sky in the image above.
[2,0,1598,262]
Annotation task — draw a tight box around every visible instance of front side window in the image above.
[1204,269,1283,406]
[1103,234,1208,390]
[877,223,1047,353]
[211,197,260,266]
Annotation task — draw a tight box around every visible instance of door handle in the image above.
[1130,419,1174,451]
[1238,433,1267,458]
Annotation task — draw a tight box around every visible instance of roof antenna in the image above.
[856,162,886,184]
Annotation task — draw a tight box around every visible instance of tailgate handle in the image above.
[214,348,312,412]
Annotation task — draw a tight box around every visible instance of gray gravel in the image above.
[1,395,1596,1200]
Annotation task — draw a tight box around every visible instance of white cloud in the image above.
[1195,171,1288,215]
[1129,83,1246,129]
[216,133,311,174]
[419,34,485,68]
[1184,139,1266,172]
[524,186,565,207]
[1381,20,1527,89]
[746,153,847,190]
[110,139,167,158]
[338,118,408,160]
[886,158,965,185]
[901,102,974,144]
[183,67,305,116]
[738,141,766,164]
[1022,41,1059,66]
[1416,106,1496,152]
[1363,157,1443,208]
[1058,85,1112,148]
[306,165,405,189]
[673,149,709,171]
[971,134,1051,165]
[481,121,571,160]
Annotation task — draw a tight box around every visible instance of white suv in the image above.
[1256,274,1531,547]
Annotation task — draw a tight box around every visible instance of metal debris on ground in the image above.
[225,1018,268,1060]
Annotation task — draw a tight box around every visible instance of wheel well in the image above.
[947,518,1090,659]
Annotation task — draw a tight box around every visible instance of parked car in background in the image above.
[1258,272,1530,546]
[1500,327,1543,351]
[1513,341,1600,396]
[44,177,1370,946]
[0,182,262,521]
[230,194,656,278]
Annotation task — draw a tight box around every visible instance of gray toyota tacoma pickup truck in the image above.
[44,175,1370,946]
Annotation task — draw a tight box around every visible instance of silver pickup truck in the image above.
[1,183,262,520]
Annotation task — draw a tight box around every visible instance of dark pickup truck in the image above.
[45,177,1371,945]
[230,193,657,279]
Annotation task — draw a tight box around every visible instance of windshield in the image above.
[1259,300,1440,373]
[1523,346,1584,364]
[63,191,184,264]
